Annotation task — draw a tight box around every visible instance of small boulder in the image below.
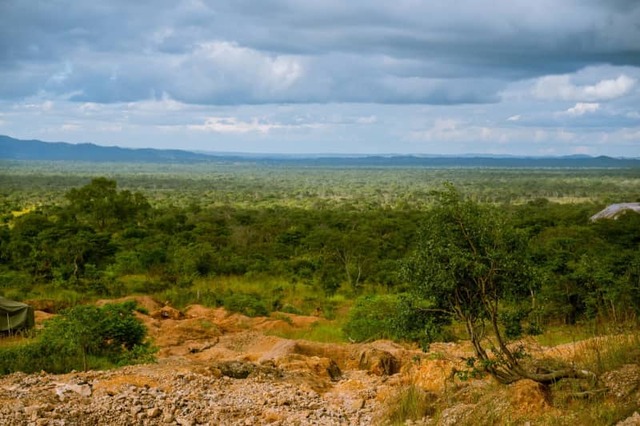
[216,361,256,379]
[152,306,184,320]
[358,348,399,376]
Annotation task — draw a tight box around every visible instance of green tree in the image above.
[403,184,592,384]
[64,177,149,231]
[39,301,149,371]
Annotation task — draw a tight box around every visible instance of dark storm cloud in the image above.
[1,0,639,105]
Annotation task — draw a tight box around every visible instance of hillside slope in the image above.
[2,298,639,425]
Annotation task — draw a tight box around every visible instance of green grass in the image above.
[576,333,640,374]
[533,323,598,347]
[146,275,354,322]
[383,383,436,425]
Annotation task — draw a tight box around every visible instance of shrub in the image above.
[0,301,155,375]
[223,293,270,317]
[343,294,450,349]
[343,294,397,342]
[280,303,303,315]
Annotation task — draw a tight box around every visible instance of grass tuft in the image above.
[383,383,436,425]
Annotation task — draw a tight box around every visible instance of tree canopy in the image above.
[404,184,594,384]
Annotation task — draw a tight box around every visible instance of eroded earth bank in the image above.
[2,297,639,426]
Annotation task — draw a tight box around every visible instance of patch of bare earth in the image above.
[2,299,638,425]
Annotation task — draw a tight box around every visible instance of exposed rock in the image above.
[358,348,399,376]
[439,403,476,426]
[414,359,458,393]
[602,364,640,399]
[3,300,621,425]
[151,305,184,320]
[55,383,92,399]
[617,411,640,426]
[147,407,161,418]
[216,360,257,379]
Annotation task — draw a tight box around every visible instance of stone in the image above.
[345,398,365,412]
[617,411,640,426]
[176,418,194,426]
[216,361,256,379]
[357,348,399,376]
[147,407,161,418]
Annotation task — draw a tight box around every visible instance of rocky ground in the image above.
[2,296,640,425]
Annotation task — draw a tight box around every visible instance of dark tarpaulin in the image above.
[0,296,35,332]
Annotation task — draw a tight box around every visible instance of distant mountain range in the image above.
[0,135,208,163]
[1,135,639,168]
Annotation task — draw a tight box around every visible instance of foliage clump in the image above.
[0,301,155,375]
[403,184,593,384]
[343,293,450,348]
[223,293,270,317]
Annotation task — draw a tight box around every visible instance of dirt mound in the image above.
[183,304,221,319]
[23,299,58,313]
[33,310,55,326]
[508,379,552,414]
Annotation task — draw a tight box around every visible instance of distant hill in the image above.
[0,135,210,163]
[1,135,639,167]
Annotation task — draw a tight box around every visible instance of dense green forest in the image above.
[1,162,640,347]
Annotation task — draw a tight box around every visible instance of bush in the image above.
[343,294,451,349]
[280,303,303,315]
[0,301,155,375]
[343,294,398,342]
[223,293,270,317]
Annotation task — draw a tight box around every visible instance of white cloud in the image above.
[620,128,640,140]
[188,117,277,134]
[507,114,521,121]
[556,129,576,141]
[47,62,74,85]
[174,42,305,102]
[79,103,101,113]
[127,95,186,112]
[564,102,600,116]
[97,124,123,132]
[356,115,378,124]
[534,74,636,101]
[582,75,635,100]
[187,116,322,134]
[60,123,80,131]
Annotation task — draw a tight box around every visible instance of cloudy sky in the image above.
[1,1,639,156]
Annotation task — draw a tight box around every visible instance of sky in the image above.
[0,0,639,156]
